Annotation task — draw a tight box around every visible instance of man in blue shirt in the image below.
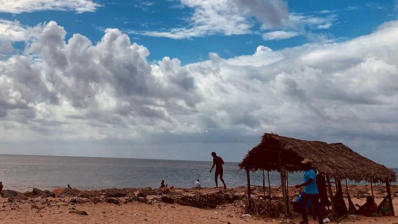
[295,159,323,224]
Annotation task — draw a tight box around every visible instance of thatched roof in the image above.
[239,133,396,183]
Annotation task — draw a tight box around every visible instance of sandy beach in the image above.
[0,185,396,224]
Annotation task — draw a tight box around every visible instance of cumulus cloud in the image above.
[0,21,199,141]
[2,20,398,164]
[0,0,99,14]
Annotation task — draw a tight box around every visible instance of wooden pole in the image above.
[278,151,289,216]
[262,170,266,197]
[326,175,335,212]
[370,178,374,198]
[336,178,343,193]
[386,178,395,216]
[268,171,272,200]
[246,168,252,210]
[280,168,289,216]
[286,172,290,216]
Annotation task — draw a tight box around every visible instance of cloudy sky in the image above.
[0,0,397,166]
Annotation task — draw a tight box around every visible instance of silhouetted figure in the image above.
[160,179,167,188]
[67,184,72,189]
[0,181,3,193]
[295,159,323,224]
[209,152,226,189]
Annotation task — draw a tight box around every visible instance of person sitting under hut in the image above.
[356,196,379,217]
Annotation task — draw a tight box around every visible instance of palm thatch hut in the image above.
[239,133,396,216]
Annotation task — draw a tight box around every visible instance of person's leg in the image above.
[310,194,323,224]
[214,171,219,187]
[300,193,311,224]
[219,168,227,189]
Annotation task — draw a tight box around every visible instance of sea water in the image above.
[0,154,395,191]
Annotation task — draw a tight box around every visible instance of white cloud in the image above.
[287,13,337,30]
[262,30,298,40]
[0,20,29,41]
[0,0,99,14]
[134,0,336,40]
[134,0,288,39]
[2,20,398,164]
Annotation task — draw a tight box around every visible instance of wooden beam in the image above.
[246,168,252,210]
[386,178,395,216]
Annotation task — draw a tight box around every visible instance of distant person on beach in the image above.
[209,152,227,189]
[295,159,323,224]
[0,181,3,193]
[160,179,167,188]
[194,179,201,189]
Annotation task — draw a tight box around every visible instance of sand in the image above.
[0,185,396,224]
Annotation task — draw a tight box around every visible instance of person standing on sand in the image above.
[209,152,227,189]
[295,159,323,224]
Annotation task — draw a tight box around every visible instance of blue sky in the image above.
[2,0,397,63]
[1,0,398,166]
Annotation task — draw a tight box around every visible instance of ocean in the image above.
[0,154,395,191]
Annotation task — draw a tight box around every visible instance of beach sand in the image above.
[0,185,396,224]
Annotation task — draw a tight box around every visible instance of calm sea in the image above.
[0,155,396,191]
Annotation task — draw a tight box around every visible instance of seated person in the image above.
[194,179,201,189]
[356,196,378,217]
[160,180,167,188]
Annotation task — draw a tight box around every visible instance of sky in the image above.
[0,0,398,166]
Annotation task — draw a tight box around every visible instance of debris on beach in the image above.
[246,198,285,218]
[69,209,88,215]
[104,197,121,205]
[175,191,240,209]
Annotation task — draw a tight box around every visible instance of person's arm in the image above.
[295,170,315,188]
[295,178,313,188]
[210,160,215,173]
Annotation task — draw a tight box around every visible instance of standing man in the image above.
[209,152,227,189]
[295,159,323,224]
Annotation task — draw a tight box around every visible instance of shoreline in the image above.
[0,185,396,223]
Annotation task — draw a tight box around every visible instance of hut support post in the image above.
[386,179,395,216]
[280,168,290,216]
[370,178,374,198]
[286,173,289,214]
[326,175,334,211]
[262,170,266,197]
[336,178,343,193]
[246,168,252,210]
[267,171,271,200]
